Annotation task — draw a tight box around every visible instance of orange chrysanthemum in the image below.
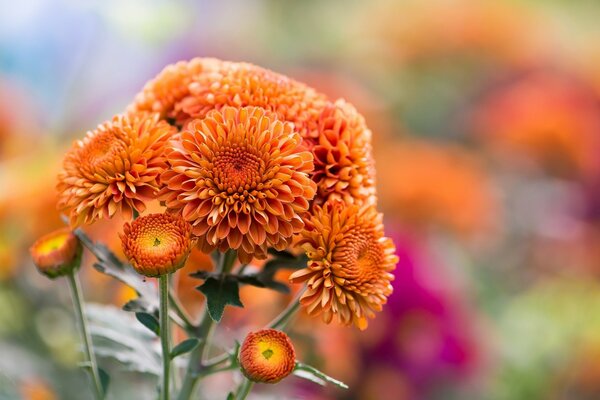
[309,100,376,206]
[159,106,316,263]
[128,58,220,120]
[57,113,176,226]
[129,58,328,138]
[290,201,397,330]
[30,228,82,279]
[239,329,296,384]
[120,213,195,277]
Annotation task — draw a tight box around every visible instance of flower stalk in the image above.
[67,271,103,400]
[177,250,237,400]
[159,274,172,400]
[235,379,254,400]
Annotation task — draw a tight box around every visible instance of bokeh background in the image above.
[3,0,600,399]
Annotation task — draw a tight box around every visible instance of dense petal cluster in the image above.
[129,58,328,138]
[128,58,219,120]
[290,201,397,330]
[309,100,376,206]
[29,228,82,279]
[239,329,296,384]
[160,106,316,263]
[57,113,176,225]
[120,213,195,277]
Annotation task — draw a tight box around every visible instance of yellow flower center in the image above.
[34,232,71,255]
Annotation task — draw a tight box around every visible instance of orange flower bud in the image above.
[120,213,195,277]
[29,228,82,279]
[239,329,296,384]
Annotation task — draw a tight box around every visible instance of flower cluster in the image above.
[55,57,396,328]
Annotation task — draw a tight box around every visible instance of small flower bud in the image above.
[120,213,195,277]
[239,329,296,383]
[29,228,82,279]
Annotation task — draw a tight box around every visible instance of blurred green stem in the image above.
[177,250,236,400]
[268,288,304,330]
[234,378,254,400]
[160,274,171,400]
[67,271,103,400]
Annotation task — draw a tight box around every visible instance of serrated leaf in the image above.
[87,304,161,375]
[267,249,297,259]
[189,270,217,280]
[196,276,243,322]
[293,362,349,389]
[122,298,155,313]
[135,312,159,335]
[98,367,110,398]
[170,338,199,359]
[237,274,290,294]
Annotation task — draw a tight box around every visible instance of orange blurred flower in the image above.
[310,100,376,206]
[377,140,498,237]
[19,378,56,400]
[239,328,296,383]
[57,113,176,226]
[160,106,316,263]
[364,0,539,67]
[120,213,195,277]
[471,71,600,178]
[29,228,82,279]
[290,201,397,330]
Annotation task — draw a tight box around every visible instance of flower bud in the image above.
[30,228,82,279]
[120,213,195,277]
[239,329,296,383]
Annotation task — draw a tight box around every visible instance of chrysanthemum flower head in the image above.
[30,228,82,279]
[120,213,195,277]
[129,58,328,138]
[290,201,397,330]
[239,329,296,384]
[159,106,316,263]
[57,113,176,226]
[310,100,377,206]
[128,58,220,120]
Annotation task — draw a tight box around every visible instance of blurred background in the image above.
[2,0,600,399]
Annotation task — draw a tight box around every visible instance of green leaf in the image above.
[87,304,161,375]
[226,393,235,400]
[196,276,243,322]
[98,367,110,398]
[135,312,159,335]
[170,338,200,359]
[237,273,290,294]
[293,362,349,389]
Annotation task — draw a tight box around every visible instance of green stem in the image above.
[177,250,236,400]
[168,290,196,332]
[235,379,255,400]
[160,274,171,400]
[67,271,103,400]
[268,288,304,330]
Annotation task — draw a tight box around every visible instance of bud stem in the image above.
[67,271,103,400]
[234,378,255,400]
[268,288,304,330]
[160,274,171,400]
